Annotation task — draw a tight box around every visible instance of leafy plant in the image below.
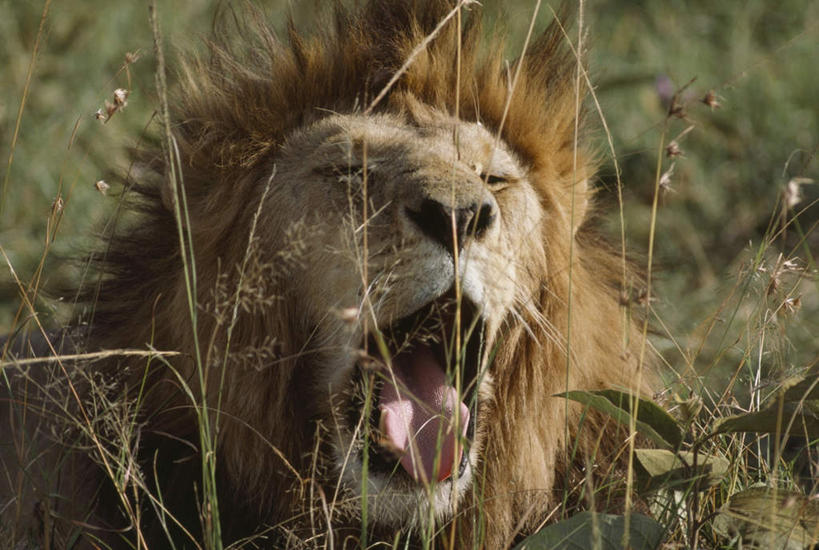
[545,385,819,549]
[513,512,663,550]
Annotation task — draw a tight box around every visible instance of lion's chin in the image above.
[339,290,486,520]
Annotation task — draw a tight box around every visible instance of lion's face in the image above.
[269,110,545,526]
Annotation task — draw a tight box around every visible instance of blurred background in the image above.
[1,0,817,401]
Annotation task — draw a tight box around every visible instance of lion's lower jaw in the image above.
[334,447,476,529]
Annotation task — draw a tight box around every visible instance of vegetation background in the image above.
[1,0,817,546]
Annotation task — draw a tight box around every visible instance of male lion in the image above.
[1,1,651,548]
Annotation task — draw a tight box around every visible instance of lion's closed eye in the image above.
[315,165,376,185]
[482,173,513,191]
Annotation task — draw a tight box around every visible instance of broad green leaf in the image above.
[714,374,819,438]
[713,487,819,549]
[634,448,729,492]
[557,390,682,449]
[714,404,819,437]
[512,511,663,550]
[596,390,683,448]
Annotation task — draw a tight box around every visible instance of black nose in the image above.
[405,198,496,253]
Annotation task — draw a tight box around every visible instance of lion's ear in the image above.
[539,165,594,237]
[566,173,592,236]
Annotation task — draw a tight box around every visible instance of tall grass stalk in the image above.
[149,3,221,548]
[1,0,51,218]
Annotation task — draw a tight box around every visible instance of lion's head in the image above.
[272,107,546,523]
[2,1,650,547]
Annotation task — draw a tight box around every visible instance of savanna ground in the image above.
[1,0,817,548]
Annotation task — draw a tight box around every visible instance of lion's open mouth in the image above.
[350,291,484,484]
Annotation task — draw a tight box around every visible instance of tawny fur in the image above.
[1,1,652,548]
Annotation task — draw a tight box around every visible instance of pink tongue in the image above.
[377,345,469,483]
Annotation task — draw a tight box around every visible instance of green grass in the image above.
[1,1,817,548]
[587,0,819,387]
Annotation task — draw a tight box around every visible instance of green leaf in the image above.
[713,487,819,549]
[556,390,682,449]
[634,448,729,492]
[596,390,683,447]
[713,374,819,438]
[512,512,663,550]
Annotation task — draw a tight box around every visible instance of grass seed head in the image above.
[782,295,802,315]
[668,98,686,119]
[113,88,129,107]
[764,254,804,296]
[702,89,721,110]
[785,177,813,210]
[666,125,696,159]
[51,195,64,214]
[104,100,117,119]
[660,162,677,193]
[102,88,130,122]
[94,180,110,195]
[666,140,683,158]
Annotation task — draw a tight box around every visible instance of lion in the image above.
[1,1,651,548]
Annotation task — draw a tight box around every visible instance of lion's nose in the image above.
[405,198,496,253]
